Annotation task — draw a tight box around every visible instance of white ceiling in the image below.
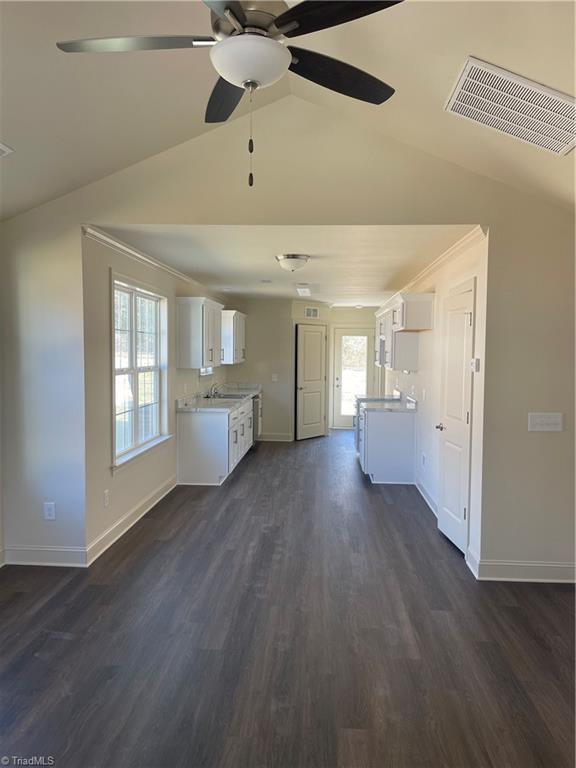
[102,224,476,305]
[1,1,574,221]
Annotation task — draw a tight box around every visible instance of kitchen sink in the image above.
[206,393,247,399]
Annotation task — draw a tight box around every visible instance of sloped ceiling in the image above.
[1,1,574,221]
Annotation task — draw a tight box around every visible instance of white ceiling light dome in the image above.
[210,34,291,90]
[276,254,310,272]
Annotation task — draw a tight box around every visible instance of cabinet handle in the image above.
[221,348,224,359]
[249,417,252,428]
[242,348,245,358]
[241,424,245,436]
[435,423,446,431]
[209,348,213,362]
[234,430,238,443]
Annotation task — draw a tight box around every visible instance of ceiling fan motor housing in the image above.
[209,34,291,89]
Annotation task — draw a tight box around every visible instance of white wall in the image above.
[230,298,294,441]
[382,231,488,563]
[82,235,228,558]
[0,95,573,579]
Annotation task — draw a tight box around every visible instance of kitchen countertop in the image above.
[176,384,261,413]
[359,396,417,413]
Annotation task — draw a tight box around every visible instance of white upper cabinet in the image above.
[176,297,224,369]
[390,293,435,331]
[221,310,246,365]
[377,308,419,372]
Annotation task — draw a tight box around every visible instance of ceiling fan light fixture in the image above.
[276,254,310,272]
[209,34,291,89]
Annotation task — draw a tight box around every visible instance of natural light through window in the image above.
[114,281,162,461]
[340,335,368,416]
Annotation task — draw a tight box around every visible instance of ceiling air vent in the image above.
[305,307,319,319]
[446,56,575,155]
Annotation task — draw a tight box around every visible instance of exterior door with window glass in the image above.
[113,282,162,462]
[333,328,374,429]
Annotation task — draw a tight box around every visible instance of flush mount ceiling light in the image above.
[276,254,310,272]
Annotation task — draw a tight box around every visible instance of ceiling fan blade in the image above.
[56,35,215,53]
[288,46,394,104]
[274,1,403,38]
[205,77,245,123]
[203,1,247,27]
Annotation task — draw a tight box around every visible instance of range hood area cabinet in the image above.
[221,310,246,365]
[375,293,434,372]
[176,297,224,369]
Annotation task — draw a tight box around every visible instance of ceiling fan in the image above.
[56,1,403,124]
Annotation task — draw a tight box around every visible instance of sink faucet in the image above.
[208,383,220,398]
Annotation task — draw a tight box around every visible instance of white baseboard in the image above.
[259,432,293,442]
[466,551,574,582]
[3,476,178,569]
[465,548,480,578]
[416,482,437,517]
[3,545,88,568]
[0,549,6,568]
[86,475,177,565]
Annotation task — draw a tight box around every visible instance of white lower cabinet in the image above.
[178,401,254,485]
[358,407,415,484]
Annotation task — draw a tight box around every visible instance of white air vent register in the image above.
[446,57,575,155]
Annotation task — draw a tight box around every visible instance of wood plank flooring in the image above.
[0,431,574,767]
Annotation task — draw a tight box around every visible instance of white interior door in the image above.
[296,324,326,440]
[333,328,373,429]
[437,290,474,553]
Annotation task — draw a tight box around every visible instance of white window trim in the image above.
[111,275,170,469]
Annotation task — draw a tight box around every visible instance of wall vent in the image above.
[0,142,14,158]
[446,57,575,155]
[305,307,319,318]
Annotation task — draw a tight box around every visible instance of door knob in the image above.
[297,386,304,391]
[435,423,446,431]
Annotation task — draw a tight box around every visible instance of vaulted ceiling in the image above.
[1,1,574,221]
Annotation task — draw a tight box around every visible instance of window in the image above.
[113,281,163,462]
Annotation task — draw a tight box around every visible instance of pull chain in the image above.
[248,83,255,188]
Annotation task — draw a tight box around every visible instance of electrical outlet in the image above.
[104,489,110,508]
[43,501,56,520]
[271,373,279,383]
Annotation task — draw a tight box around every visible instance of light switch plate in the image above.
[528,412,563,432]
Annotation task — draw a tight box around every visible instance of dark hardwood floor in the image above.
[1,431,574,768]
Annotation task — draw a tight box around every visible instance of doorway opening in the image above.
[333,328,374,429]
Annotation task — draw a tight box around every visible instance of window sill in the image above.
[112,434,173,471]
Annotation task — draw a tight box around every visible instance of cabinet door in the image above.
[233,313,240,363]
[240,314,246,362]
[391,302,404,331]
[213,306,222,367]
[202,305,211,368]
[246,413,254,447]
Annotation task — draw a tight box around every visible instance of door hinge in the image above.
[463,507,467,520]
[466,411,470,425]
[467,312,473,326]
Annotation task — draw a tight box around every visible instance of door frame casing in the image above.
[437,279,476,553]
[294,323,328,440]
[332,326,375,429]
